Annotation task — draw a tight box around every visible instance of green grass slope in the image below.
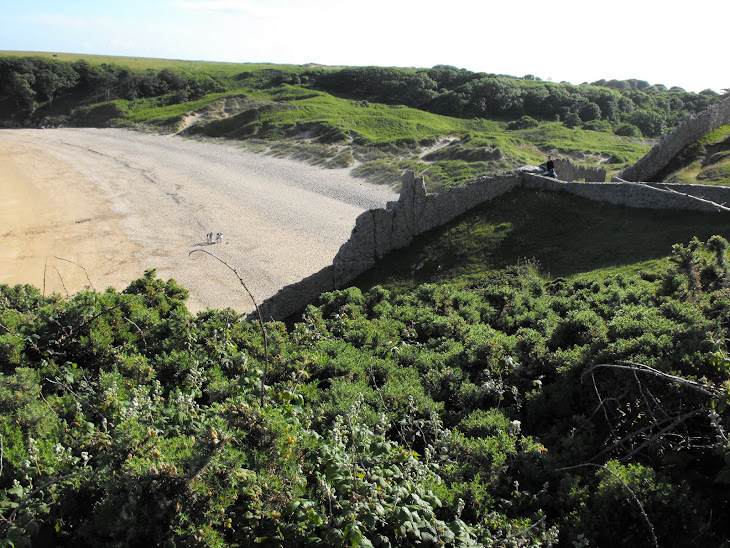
[171,87,649,189]
[354,188,730,294]
[659,124,730,185]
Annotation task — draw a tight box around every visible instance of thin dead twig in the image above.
[53,256,95,292]
[79,294,143,330]
[497,515,547,545]
[124,317,148,353]
[42,256,48,297]
[583,362,721,398]
[591,373,617,438]
[620,410,705,462]
[6,469,91,524]
[660,185,730,212]
[53,266,69,298]
[188,249,269,406]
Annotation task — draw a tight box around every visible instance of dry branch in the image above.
[53,256,95,292]
[660,185,730,212]
[188,249,270,406]
[583,362,721,398]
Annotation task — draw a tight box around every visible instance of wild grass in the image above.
[700,124,730,146]
[139,85,649,188]
[697,161,730,184]
[353,188,730,294]
[514,123,650,168]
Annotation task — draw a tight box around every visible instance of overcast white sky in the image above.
[1,0,726,93]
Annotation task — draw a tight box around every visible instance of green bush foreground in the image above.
[3,236,730,547]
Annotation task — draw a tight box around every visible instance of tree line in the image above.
[0,56,223,121]
[0,56,723,139]
[310,65,722,137]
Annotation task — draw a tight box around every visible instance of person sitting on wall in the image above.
[544,156,557,178]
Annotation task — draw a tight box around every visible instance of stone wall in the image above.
[553,159,606,182]
[619,95,730,182]
[333,171,522,288]
[522,174,730,211]
[254,170,730,321]
[255,171,522,320]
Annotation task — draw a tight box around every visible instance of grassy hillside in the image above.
[660,124,730,184]
[354,188,730,293]
[127,86,650,189]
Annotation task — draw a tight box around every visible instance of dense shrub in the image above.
[507,115,539,130]
[2,237,730,546]
[614,122,642,137]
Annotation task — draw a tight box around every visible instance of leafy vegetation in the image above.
[3,233,730,546]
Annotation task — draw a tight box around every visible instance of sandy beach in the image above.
[0,129,398,314]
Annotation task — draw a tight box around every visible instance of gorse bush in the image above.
[2,236,730,546]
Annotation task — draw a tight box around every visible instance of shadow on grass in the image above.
[354,187,730,294]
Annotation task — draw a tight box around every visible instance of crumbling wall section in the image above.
[333,171,522,287]
[553,158,606,182]
[523,174,730,211]
[619,96,730,182]
[256,171,521,319]
[256,167,730,321]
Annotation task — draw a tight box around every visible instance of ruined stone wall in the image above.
[553,159,606,182]
[333,171,522,288]
[256,171,522,319]
[522,174,730,211]
[619,96,730,182]
[256,170,730,321]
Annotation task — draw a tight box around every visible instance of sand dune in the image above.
[0,129,398,313]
